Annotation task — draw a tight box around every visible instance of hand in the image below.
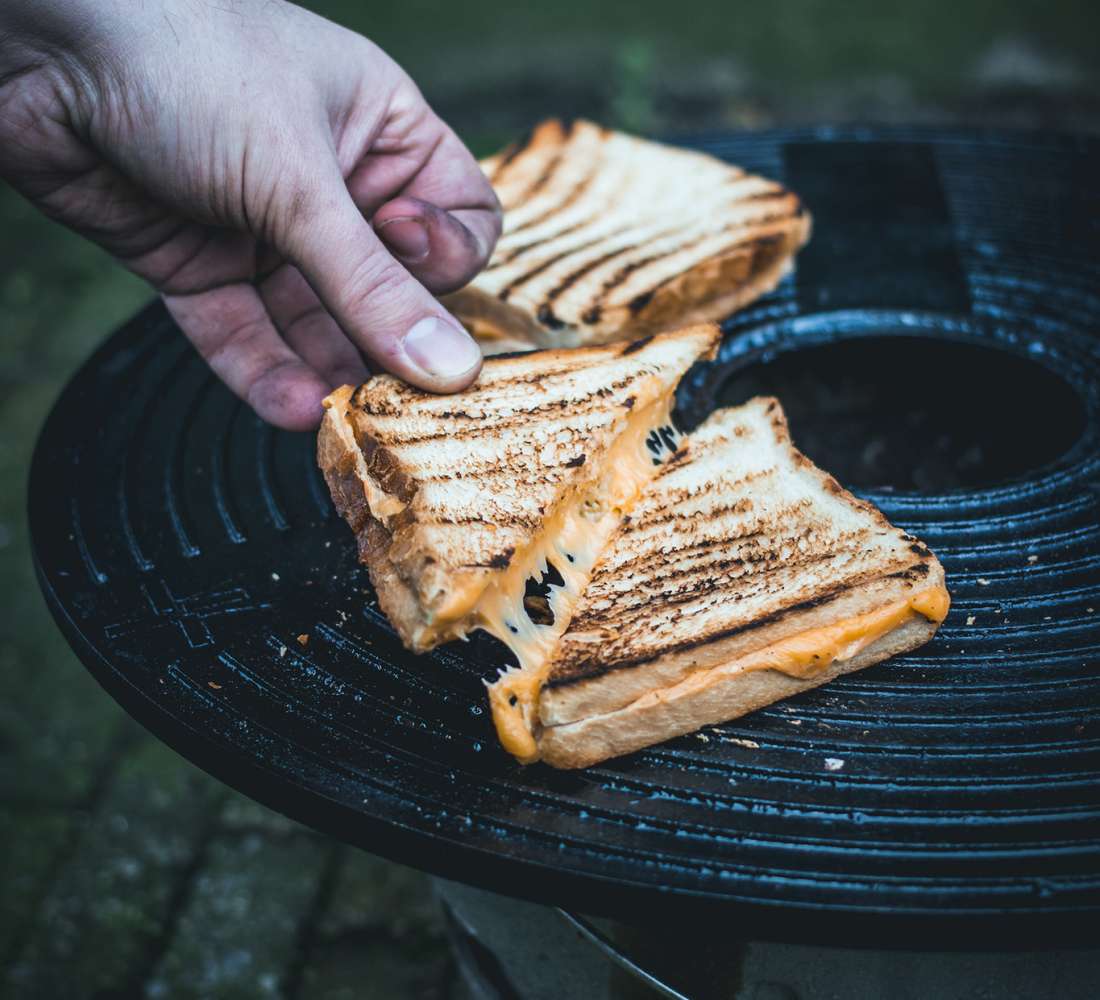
[0,0,499,429]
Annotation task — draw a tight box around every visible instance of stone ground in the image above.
[2,2,1098,997]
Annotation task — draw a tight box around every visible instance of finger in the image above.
[373,196,494,294]
[258,263,370,388]
[164,283,329,431]
[346,116,498,226]
[279,165,483,394]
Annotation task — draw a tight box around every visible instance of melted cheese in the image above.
[481,395,679,762]
[623,585,951,715]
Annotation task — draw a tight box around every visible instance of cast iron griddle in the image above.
[30,127,1100,947]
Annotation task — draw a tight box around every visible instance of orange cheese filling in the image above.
[386,390,679,650]
[629,585,950,713]
[482,394,680,762]
[503,585,950,763]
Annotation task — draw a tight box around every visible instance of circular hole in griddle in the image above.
[717,336,1086,492]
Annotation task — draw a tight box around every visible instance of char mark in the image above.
[550,572,907,687]
[504,159,602,238]
[620,335,655,356]
[537,303,565,329]
[497,232,612,302]
[612,224,796,317]
[488,127,535,184]
[886,562,931,581]
[488,221,587,271]
[541,240,652,308]
[514,149,567,205]
[488,547,515,569]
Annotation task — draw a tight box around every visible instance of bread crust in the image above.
[536,612,939,769]
[540,560,944,726]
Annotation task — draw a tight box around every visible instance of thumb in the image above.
[277,160,483,393]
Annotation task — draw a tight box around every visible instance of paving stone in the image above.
[144,833,331,999]
[0,635,130,804]
[297,851,453,1000]
[297,933,453,1000]
[3,737,225,999]
[319,851,442,939]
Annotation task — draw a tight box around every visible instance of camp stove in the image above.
[29,127,1100,997]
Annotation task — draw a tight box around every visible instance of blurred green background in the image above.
[1,1,1098,997]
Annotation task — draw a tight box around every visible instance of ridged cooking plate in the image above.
[29,127,1100,947]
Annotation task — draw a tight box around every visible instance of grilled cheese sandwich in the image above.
[319,335,949,769]
[318,324,719,662]
[529,398,949,768]
[443,119,811,351]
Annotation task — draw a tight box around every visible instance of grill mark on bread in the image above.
[626,468,774,524]
[592,224,792,320]
[488,127,535,184]
[512,148,568,206]
[590,545,907,624]
[498,233,616,301]
[575,545,879,624]
[497,120,577,208]
[505,214,793,319]
[537,221,733,315]
[542,242,655,306]
[351,359,656,416]
[355,378,652,446]
[425,510,543,530]
[505,160,603,237]
[605,497,762,551]
[488,220,590,270]
[618,230,787,309]
[550,561,922,686]
[563,554,848,639]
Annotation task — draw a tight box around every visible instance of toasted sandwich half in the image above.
[318,324,721,662]
[493,397,949,768]
[442,119,811,351]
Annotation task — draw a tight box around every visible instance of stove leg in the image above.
[432,879,1100,1000]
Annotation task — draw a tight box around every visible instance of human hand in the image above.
[0,0,499,429]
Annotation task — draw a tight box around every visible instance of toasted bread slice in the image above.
[318,324,721,660]
[527,399,948,768]
[442,119,811,350]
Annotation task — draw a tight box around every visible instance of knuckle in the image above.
[202,317,269,371]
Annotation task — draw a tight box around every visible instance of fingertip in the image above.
[401,315,483,393]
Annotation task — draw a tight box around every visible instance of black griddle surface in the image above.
[29,127,1100,947]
